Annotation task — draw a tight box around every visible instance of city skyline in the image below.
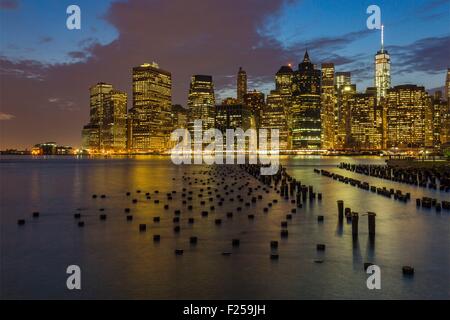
[76,43,449,154]
[4,47,450,152]
[1,0,449,149]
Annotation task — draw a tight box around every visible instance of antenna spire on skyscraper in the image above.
[303,49,310,63]
[374,23,390,103]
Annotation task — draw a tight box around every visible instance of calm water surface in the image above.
[1,156,449,299]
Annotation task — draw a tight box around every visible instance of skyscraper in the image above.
[215,103,252,149]
[263,90,289,150]
[374,25,391,103]
[81,82,127,152]
[81,124,100,151]
[335,72,351,90]
[187,75,215,147]
[321,63,336,150]
[386,85,428,149]
[243,90,265,130]
[335,84,356,149]
[441,112,450,146]
[348,92,382,150]
[426,91,448,149]
[237,67,247,103]
[103,90,128,152]
[222,97,239,105]
[292,50,321,96]
[274,65,294,148]
[171,104,188,129]
[215,103,252,132]
[275,65,294,95]
[441,70,450,147]
[446,68,450,107]
[89,82,113,130]
[129,62,172,152]
[290,50,322,149]
[82,82,113,151]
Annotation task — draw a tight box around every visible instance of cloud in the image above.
[417,0,449,12]
[415,0,450,21]
[0,57,47,80]
[0,0,18,10]
[68,51,88,60]
[38,36,53,44]
[48,97,79,111]
[0,112,15,120]
[301,29,371,52]
[389,35,450,75]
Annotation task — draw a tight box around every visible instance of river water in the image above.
[0,156,448,299]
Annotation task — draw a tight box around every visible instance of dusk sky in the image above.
[0,0,449,149]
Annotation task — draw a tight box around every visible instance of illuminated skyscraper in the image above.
[321,63,334,88]
[215,103,252,149]
[274,65,294,148]
[103,90,128,152]
[367,87,385,149]
[321,63,336,149]
[291,51,322,149]
[441,113,450,146]
[89,82,113,129]
[386,85,429,149]
[441,70,450,146]
[335,84,356,149]
[263,91,289,150]
[292,50,321,96]
[82,82,112,151]
[82,82,127,152]
[426,91,448,149]
[129,62,172,152]
[425,94,434,149]
[348,92,382,150]
[187,75,215,136]
[275,65,294,95]
[215,104,252,131]
[243,90,265,130]
[171,104,188,129]
[81,124,100,151]
[237,67,247,103]
[222,97,239,105]
[374,25,391,103]
[446,68,450,107]
[335,72,351,90]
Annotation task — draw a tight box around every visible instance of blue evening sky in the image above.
[1,0,449,89]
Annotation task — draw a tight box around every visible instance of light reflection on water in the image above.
[0,155,449,299]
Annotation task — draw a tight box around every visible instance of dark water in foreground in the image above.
[0,156,449,299]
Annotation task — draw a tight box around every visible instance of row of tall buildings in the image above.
[81,30,450,153]
[82,62,173,153]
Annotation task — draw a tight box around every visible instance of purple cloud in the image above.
[0,0,18,10]
[0,112,15,120]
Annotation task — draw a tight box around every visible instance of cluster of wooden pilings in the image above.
[17,164,326,259]
[17,162,419,277]
[336,199,376,239]
[338,162,450,192]
[416,197,450,212]
[318,169,412,203]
